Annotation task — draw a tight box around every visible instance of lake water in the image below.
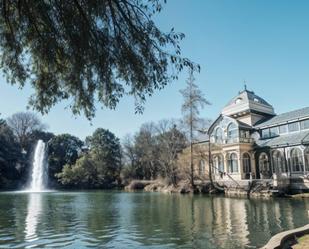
[0,191,308,249]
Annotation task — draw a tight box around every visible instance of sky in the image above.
[1,0,309,140]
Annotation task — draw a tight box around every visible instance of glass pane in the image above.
[291,149,303,172]
[262,129,270,138]
[279,125,288,134]
[228,123,238,139]
[288,122,299,132]
[269,127,279,137]
[245,131,250,138]
[300,120,309,130]
[215,128,223,143]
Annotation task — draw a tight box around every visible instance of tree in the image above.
[0,119,22,187]
[121,119,187,184]
[48,134,83,185]
[57,128,122,188]
[121,134,141,181]
[134,123,159,180]
[180,71,210,188]
[87,128,122,185]
[6,112,46,150]
[56,154,97,188]
[155,120,187,185]
[0,0,198,119]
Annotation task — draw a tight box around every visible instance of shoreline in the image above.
[124,179,309,198]
[262,224,309,249]
[1,180,309,199]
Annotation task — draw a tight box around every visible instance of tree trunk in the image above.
[190,141,194,188]
[190,91,195,189]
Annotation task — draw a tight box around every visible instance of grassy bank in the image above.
[292,234,309,249]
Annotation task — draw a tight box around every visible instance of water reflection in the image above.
[0,192,308,249]
[25,193,42,243]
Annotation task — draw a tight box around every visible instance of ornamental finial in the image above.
[243,80,247,91]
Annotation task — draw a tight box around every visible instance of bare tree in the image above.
[121,134,139,180]
[180,71,210,188]
[7,112,46,150]
[155,119,187,185]
[121,119,187,184]
[134,122,159,180]
[122,134,136,167]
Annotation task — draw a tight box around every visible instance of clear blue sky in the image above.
[1,0,309,140]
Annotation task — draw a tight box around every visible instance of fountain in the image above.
[27,140,48,192]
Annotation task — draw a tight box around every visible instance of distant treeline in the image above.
[0,112,195,190]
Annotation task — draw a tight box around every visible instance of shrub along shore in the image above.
[124,179,216,194]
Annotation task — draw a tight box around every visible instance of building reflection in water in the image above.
[25,193,42,243]
[207,197,249,248]
[186,196,309,248]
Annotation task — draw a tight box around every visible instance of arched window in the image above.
[305,147,309,172]
[228,153,238,173]
[235,98,242,104]
[272,150,286,173]
[259,153,271,178]
[214,127,224,144]
[199,160,206,175]
[290,148,304,172]
[242,153,251,179]
[214,154,224,173]
[227,123,238,142]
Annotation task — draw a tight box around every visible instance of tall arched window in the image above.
[305,147,309,172]
[214,154,224,173]
[227,123,238,142]
[259,153,271,178]
[290,148,304,172]
[214,127,224,144]
[228,153,238,173]
[199,160,206,175]
[242,153,251,179]
[272,150,286,173]
[218,154,224,172]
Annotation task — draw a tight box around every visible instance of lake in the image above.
[0,191,308,248]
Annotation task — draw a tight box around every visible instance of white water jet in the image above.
[28,140,48,192]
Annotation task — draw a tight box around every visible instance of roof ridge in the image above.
[276,106,309,116]
[255,106,309,128]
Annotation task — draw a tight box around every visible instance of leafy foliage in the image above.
[57,128,122,188]
[0,0,198,119]
[48,134,83,185]
[86,128,122,184]
[0,119,22,188]
[56,154,97,188]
